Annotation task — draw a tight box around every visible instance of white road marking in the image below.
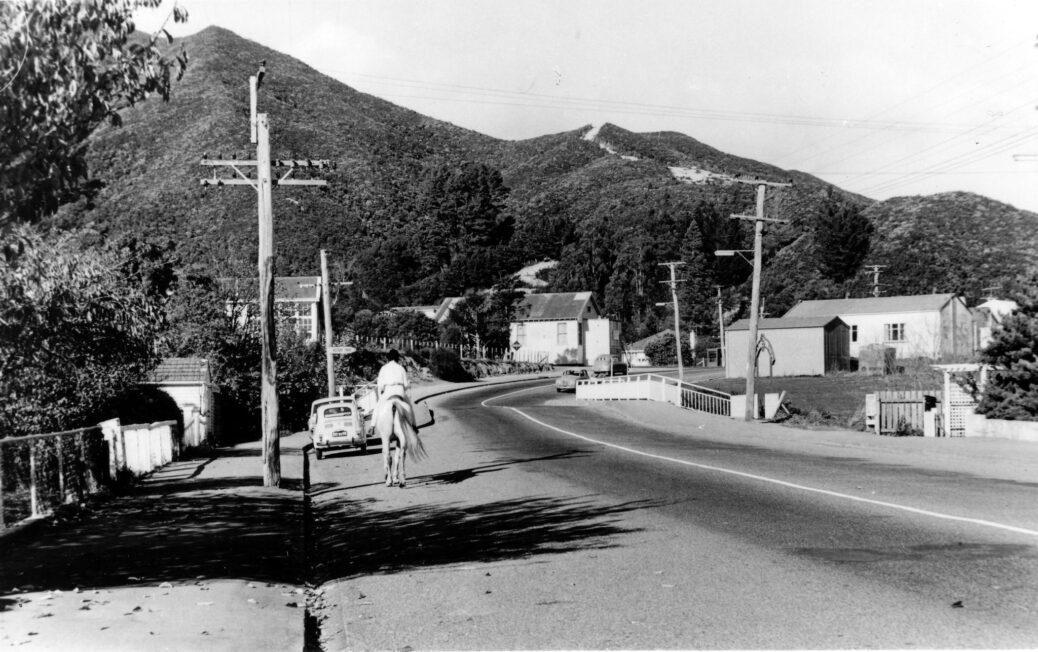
[484,390,1038,539]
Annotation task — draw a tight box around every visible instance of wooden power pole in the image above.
[321,249,335,397]
[730,180,791,421]
[659,261,686,382]
[200,66,331,487]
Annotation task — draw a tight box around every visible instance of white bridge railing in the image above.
[576,373,731,417]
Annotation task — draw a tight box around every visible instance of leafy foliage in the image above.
[813,190,873,283]
[443,288,525,355]
[0,225,161,437]
[0,0,188,226]
[643,331,692,366]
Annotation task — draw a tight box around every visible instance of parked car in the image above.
[555,369,589,392]
[308,396,370,459]
[592,354,628,377]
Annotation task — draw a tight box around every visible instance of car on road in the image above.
[308,396,369,459]
[592,354,628,377]
[555,369,589,392]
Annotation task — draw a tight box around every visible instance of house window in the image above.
[516,323,526,346]
[277,302,313,339]
[557,322,568,345]
[885,323,906,342]
[850,325,858,343]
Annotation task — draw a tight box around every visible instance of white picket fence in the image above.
[576,373,732,417]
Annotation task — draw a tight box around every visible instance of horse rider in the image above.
[376,348,416,428]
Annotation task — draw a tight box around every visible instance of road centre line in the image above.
[482,389,1038,539]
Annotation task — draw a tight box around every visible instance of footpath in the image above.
[2,369,1036,651]
[0,373,547,651]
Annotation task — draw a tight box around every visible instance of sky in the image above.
[135,0,1038,212]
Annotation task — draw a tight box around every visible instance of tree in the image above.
[444,288,524,357]
[974,293,1038,421]
[0,225,161,437]
[812,189,874,283]
[1,0,188,226]
[678,219,716,334]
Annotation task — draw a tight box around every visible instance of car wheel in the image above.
[315,448,324,460]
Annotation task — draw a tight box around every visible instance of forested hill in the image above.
[57,26,1038,342]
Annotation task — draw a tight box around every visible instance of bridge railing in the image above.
[576,373,731,417]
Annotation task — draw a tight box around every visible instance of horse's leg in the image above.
[391,443,402,486]
[382,437,392,487]
[398,442,407,488]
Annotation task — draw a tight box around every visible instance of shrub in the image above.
[425,348,473,382]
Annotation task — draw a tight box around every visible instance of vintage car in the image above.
[591,354,628,377]
[308,396,371,459]
[555,369,589,392]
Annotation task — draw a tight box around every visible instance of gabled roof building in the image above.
[783,293,974,362]
[509,292,619,365]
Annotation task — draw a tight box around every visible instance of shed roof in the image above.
[784,293,957,318]
[515,292,599,322]
[145,357,210,384]
[728,316,845,331]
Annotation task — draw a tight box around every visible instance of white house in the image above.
[222,276,327,342]
[725,316,850,378]
[973,298,1018,349]
[142,357,217,448]
[782,293,974,362]
[509,292,620,365]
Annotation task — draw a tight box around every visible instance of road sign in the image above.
[512,341,521,351]
[329,346,356,355]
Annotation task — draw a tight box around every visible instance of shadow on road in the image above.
[311,493,655,583]
[0,476,304,593]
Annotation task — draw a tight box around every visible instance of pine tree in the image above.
[976,294,1038,420]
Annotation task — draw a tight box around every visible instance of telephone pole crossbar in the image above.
[729,180,792,421]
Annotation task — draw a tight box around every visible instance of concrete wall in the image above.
[965,413,1038,442]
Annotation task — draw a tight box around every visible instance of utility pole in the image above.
[321,249,335,397]
[319,250,354,397]
[864,264,887,297]
[659,261,686,382]
[730,180,791,421]
[200,64,331,487]
[715,285,725,363]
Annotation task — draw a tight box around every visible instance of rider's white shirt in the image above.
[377,360,410,400]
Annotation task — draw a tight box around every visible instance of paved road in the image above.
[309,379,1038,650]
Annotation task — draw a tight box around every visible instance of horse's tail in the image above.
[394,401,427,462]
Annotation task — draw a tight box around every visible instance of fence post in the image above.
[56,436,66,504]
[29,441,40,518]
[0,442,5,529]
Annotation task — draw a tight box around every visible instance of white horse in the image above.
[373,395,427,487]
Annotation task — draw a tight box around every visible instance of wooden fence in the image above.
[865,390,944,436]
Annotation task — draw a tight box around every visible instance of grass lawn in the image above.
[697,368,945,430]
